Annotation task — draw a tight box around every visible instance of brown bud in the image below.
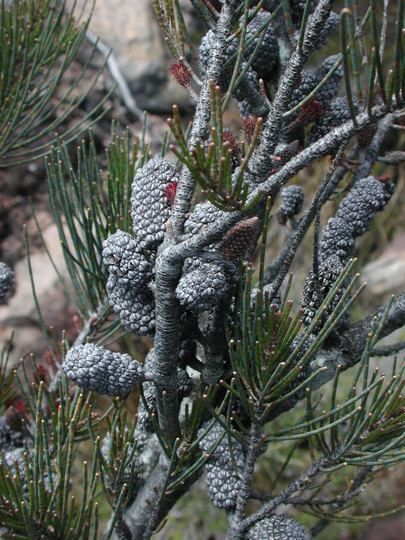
[221,217,259,260]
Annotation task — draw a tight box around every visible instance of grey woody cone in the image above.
[198,420,229,455]
[314,55,343,106]
[319,217,355,264]
[101,430,144,488]
[336,176,394,236]
[199,29,239,89]
[176,259,230,313]
[106,272,155,336]
[248,515,311,540]
[205,462,242,509]
[0,413,24,449]
[243,9,279,80]
[199,420,245,509]
[287,69,318,122]
[131,156,179,250]
[102,230,151,291]
[308,97,359,146]
[184,201,225,237]
[63,343,144,396]
[300,256,346,328]
[102,229,155,335]
[278,185,304,223]
[0,262,14,302]
[136,382,157,434]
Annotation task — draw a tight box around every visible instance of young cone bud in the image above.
[221,217,259,260]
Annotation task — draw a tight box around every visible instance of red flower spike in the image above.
[243,116,259,144]
[221,217,259,260]
[376,174,391,183]
[223,131,241,159]
[34,364,47,384]
[301,99,323,121]
[169,62,190,88]
[9,400,28,416]
[286,99,323,133]
[165,182,178,206]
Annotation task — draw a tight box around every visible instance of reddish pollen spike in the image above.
[376,174,391,183]
[165,182,178,206]
[34,364,47,383]
[223,131,241,158]
[10,400,28,416]
[301,99,323,120]
[243,116,258,144]
[168,63,190,88]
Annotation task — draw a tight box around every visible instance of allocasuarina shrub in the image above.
[2,1,405,539]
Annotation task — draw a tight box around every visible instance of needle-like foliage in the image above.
[1,0,405,539]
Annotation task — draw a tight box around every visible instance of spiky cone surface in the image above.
[300,255,345,327]
[314,54,343,106]
[308,97,359,146]
[176,259,230,313]
[102,230,151,291]
[243,9,279,81]
[101,430,144,489]
[319,217,355,264]
[247,515,310,540]
[235,65,261,115]
[199,29,239,90]
[198,420,230,455]
[198,420,245,509]
[0,262,14,302]
[277,185,304,223]
[221,217,259,260]
[184,201,226,237]
[336,176,394,237]
[136,382,157,434]
[177,367,193,398]
[205,462,242,509]
[101,232,156,337]
[106,277,155,335]
[131,156,179,250]
[286,333,317,385]
[63,343,144,396]
[1,446,30,496]
[285,69,318,123]
[274,140,300,167]
[251,283,282,317]
[179,339,197,368]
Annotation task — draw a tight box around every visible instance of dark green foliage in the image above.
[0,0,109,166]
[45,125,149,338]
